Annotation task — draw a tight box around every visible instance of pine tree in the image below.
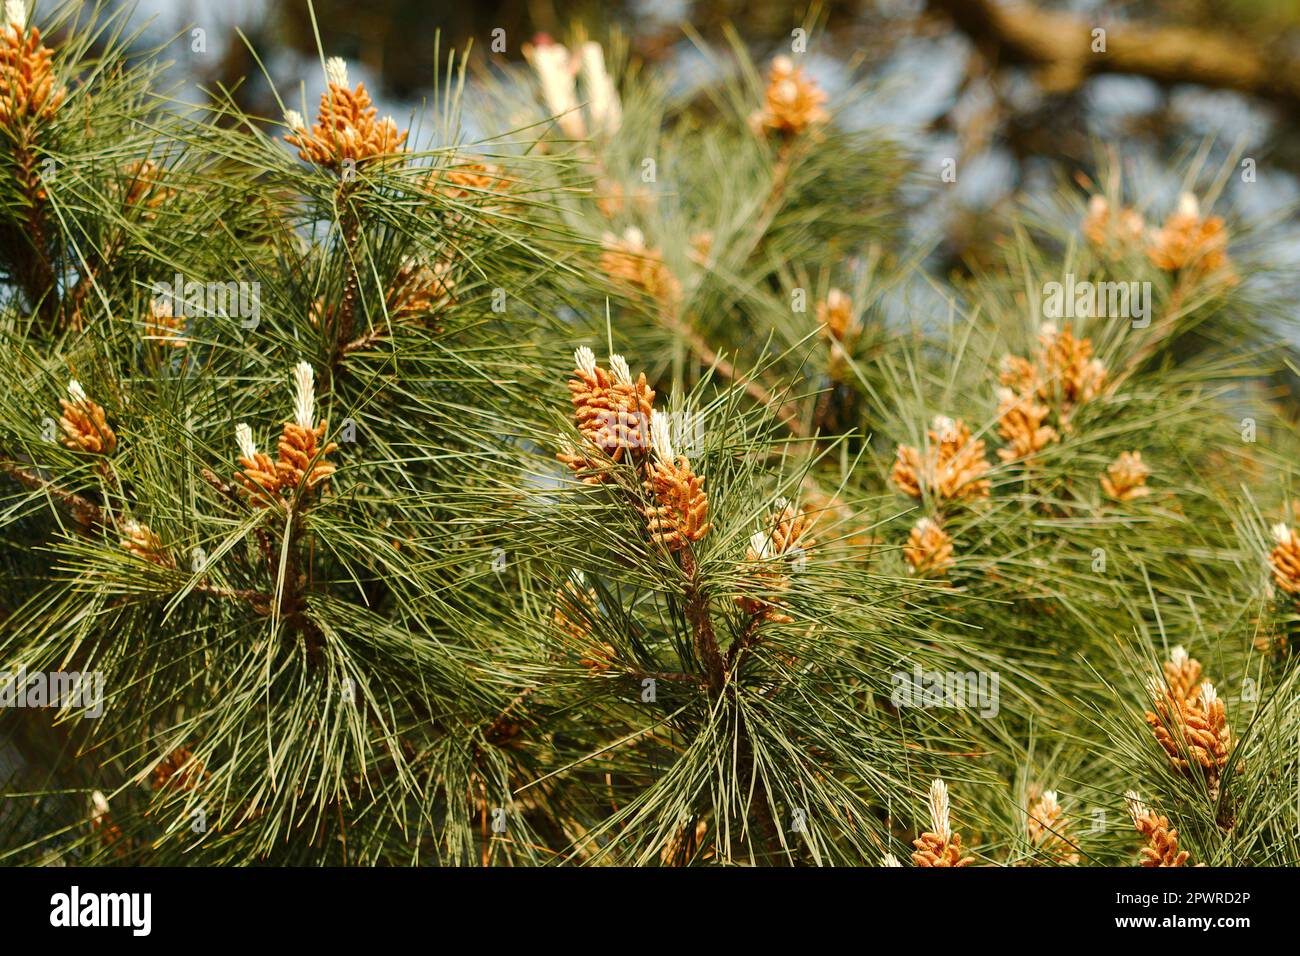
[0,3,1297,867]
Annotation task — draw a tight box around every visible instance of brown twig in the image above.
[1,458,105,530]
[675,318,809,438]
[676,550,787,861]
[726,612,766,671]
[679,548,725,698]
[330,182,364,374]
[11,134,58,328]
[193,582,273,614]
[64,233,125,333]
[628,667,707,687]
[340,324,388,355]
[665,140,810,439]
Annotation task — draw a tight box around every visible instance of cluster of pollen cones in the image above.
[1126,792,1194,867]
[1143,646,1236,805]
[750,55,828,138]
[735,498,816,624]
[0,1,65,126]
[1084,192,1234,282]
[891,321,1154,576]
[559,347,708,552]
[284,57,406,170]
[910,778,973,867]
[234,362,338,507]
[58,379,116,455]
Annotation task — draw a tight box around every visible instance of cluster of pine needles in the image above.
[0,2,1297,866]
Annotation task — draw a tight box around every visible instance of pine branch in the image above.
[928,0,1300,105]
[0,458,104,531]
[679,548,725,698]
